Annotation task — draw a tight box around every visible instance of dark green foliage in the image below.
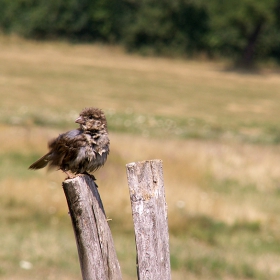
[88,0,133,42]
[0,0,207,48]
[0,0,89,38]
[205,0,280,67]
[0,0,280,65]
[123,0,209,56]
[0,0,131,41]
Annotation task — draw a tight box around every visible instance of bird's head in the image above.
[75,108,107,132]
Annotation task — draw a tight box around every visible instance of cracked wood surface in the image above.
[126,160,171,280]
[63,175,122,280]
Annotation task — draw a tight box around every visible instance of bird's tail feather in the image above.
[29,153,50,170]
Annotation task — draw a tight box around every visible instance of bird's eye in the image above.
[88,115,94,119]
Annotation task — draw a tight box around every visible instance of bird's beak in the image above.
[75,116,83,124]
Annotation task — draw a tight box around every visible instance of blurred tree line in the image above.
[0,0,280,67]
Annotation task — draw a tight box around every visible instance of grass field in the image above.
[1,35,280,279]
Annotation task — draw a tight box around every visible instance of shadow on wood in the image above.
[63,174,122,280]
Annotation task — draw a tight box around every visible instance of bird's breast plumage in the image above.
[48,129,109,174]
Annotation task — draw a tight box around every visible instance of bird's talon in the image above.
[64,170,76,179]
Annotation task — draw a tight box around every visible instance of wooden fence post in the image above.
[62,174,122,280]
[126,159,171,280]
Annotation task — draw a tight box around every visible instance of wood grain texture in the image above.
[126,160,171,280]
[62,175,122,280]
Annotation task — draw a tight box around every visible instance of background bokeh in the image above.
[1,1,280,279]
[1,0,280,67]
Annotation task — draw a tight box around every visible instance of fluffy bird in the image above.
[29,108,110,179]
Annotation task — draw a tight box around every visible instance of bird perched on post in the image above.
[29,107,110,179]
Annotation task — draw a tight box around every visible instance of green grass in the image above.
[2,108,280,145]
[0,196,80,279]
[1,35,280,279]
[184,256,262,279]
[0,152,43,178]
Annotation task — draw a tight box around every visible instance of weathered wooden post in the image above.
[126,159,171,280]
[62,174,122,280]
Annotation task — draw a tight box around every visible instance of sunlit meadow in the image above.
[1,35,280,279]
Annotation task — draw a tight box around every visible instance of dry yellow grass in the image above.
[1,125,280,227]
[1,34,280,127]
[1,35,280,279]
[2,126,280,278]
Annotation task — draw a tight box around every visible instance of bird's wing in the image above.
[29,153,51,170]
[48,129,85,170]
